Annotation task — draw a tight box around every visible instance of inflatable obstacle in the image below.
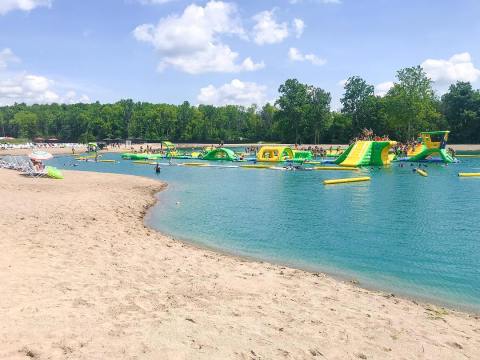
[416,169,428,177]
[406,131,455,163]
[241,164,272,169]
[458,173,480,177]
[256,146,294,162]
[323,176,370,185]
[334,140,396,167]
[312,166,358,171]
[292,150,313,161]
[202,148,238,161]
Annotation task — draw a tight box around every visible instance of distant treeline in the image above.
[1,66,480,144]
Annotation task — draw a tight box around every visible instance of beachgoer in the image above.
[155,163,161,174]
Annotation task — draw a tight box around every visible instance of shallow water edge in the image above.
[144,182,480,315]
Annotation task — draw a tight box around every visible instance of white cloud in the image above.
[337,79,347,87]
[0,48,19,69]
[0,0,52,15]
[375,81,394,97]
[293,18,305,38]
[133,1,263,74]
[0,48,90,105]
[288,47,326,66]
[252,10,289,45]
[0,73,90,105]
[197,79,267,106]
[421,52,480,85]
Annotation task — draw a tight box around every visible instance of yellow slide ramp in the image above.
[340,141,370,167]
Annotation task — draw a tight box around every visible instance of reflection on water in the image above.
[48,153,480,311]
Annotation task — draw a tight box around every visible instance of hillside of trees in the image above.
[1,66,480,144]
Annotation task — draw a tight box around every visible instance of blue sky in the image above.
[1,0,480,108]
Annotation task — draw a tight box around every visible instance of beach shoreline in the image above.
[147,219,480,315]
[1,168,479,359]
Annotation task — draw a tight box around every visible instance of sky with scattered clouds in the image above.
[1,0,480,108]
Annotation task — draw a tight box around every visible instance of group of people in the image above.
[129,144,170,155]
[392,141,422,157]
[350,128,391,144]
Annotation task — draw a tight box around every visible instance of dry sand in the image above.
[0,169,479,359]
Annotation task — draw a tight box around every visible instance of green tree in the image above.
[383,66,441,141]
[441,81,480,143]
[340,76,375,133]
[305,87,331,144]
[327,112,353,143]
[12,111,38,139]
[276,79,310,143]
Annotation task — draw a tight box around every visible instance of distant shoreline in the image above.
[2,142,480,157]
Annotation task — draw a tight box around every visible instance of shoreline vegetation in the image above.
[2,71,480,147]
[1,168,479,359]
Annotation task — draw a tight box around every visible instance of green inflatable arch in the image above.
[202,147,238,161]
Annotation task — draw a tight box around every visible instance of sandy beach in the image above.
[0,169,479,359]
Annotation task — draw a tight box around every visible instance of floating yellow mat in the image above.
[323,176,371,185]
[313,166,358,171]
[182,163,207,166]
[98,159,116,163]
[458,172,480,177]
[133,160,156,164]
[417,169,428,177]
[241,164,272,169]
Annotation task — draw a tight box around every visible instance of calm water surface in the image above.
[48,152,480,311]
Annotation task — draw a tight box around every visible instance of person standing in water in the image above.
[155,163,161,174]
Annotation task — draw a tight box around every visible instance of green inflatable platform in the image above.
[202,148,238,161]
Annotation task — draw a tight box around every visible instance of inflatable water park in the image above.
[67,129,480,182]
[118,130,458,166]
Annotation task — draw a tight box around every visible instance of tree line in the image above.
[1,66,480,144]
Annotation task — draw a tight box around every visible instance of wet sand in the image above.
[0,169,479,359]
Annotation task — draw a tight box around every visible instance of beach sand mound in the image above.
[0,169,478,359]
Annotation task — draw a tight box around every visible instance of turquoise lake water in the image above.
[48,153,480,311]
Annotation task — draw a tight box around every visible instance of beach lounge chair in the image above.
[20,160,48,178]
